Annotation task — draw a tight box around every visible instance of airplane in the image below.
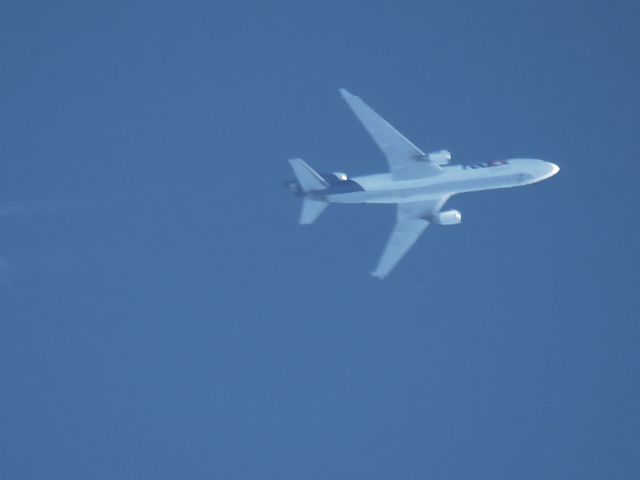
[285,89,560,279]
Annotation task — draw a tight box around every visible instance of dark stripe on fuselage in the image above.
[319,173,364,195]
[284,173,364,198]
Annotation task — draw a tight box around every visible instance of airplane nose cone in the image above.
[541,161,560,180]
[548,162,560,176]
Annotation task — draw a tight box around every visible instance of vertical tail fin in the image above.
[288,158,328,192]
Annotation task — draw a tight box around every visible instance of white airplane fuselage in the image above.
[316,158,560,205]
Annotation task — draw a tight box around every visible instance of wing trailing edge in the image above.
[371,196,451,278]
[339,89,443,179]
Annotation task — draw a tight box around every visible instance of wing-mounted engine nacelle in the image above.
[424,149,452,165]
[429,209,462,225]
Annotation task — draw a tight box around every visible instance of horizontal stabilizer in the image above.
[300,198,328,225]
[288,158,328,193]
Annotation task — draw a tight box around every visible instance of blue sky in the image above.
[1,1,639,478]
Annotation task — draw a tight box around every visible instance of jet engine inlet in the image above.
[430,209,462,225]
[427,149,452,165]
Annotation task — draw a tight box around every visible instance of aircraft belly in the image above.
[328,188,444,204]
[327,173,525,204]
[325,191,370,204]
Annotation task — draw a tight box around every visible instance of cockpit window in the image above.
[334,172,348,181]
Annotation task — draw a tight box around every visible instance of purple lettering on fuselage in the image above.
[462,160,509,170]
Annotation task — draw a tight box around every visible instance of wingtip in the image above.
[370,271,385,280]
[339,88,353,99]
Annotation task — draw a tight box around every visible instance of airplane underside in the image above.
[323,171,535,205]
[286,89,559,278]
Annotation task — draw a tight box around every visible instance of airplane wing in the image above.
[371,196,450,279]
[340,89,442,180]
